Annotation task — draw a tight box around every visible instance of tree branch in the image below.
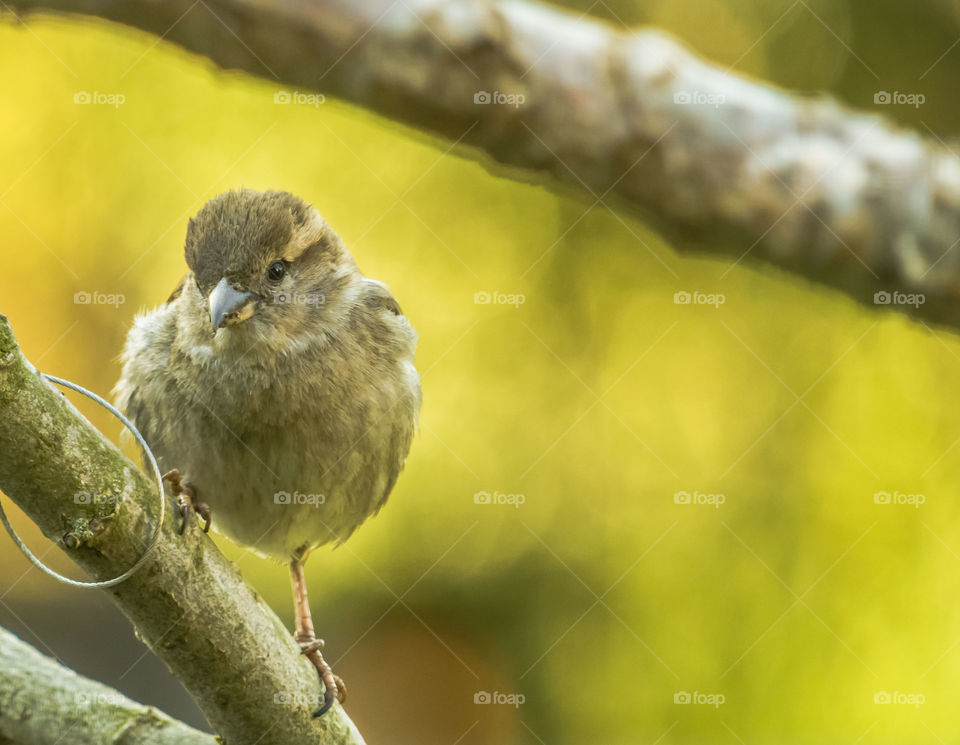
[0,625,217,745]
[0,315,365,745]
[6,0,960,327]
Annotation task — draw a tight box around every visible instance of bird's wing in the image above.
[360,278,403,316]
[165,274,188,304]
[113,278,185,469]
[349,278,419,522]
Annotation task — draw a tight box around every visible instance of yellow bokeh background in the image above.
[2,1,960,743]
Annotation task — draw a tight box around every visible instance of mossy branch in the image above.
[0,626,216,745]
[0,314,365,745]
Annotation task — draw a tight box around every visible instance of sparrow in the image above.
[113,189,421,716]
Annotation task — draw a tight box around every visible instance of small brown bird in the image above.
[114,189,420,715]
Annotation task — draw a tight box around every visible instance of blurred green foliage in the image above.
[3,1,960,743]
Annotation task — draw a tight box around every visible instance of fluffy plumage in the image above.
[114,189,420,560]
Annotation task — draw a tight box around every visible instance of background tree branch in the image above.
[0,626,217,745]
[6,0,960,328]
[0,314,365,745]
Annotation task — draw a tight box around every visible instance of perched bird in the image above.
[114,189,421,715]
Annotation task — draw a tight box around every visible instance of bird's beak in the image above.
[209,278,255,330]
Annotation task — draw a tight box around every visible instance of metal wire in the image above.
[0,373,165,588]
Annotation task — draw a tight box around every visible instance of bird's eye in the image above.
[267,261,286,281]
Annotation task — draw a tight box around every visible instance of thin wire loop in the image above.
[0,373,165,588]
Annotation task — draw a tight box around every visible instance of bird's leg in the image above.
[289,557,346,717]
[162,469,211,534]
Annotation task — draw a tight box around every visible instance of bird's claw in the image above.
[313,673,347,718]
[162,469,211,534]
[295,634,346,716]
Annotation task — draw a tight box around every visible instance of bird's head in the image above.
[183,189,356,344]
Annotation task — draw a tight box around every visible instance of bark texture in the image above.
[0,626,217,745]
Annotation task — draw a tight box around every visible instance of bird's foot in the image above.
[295,633,346,717]
[162,469,211,534]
